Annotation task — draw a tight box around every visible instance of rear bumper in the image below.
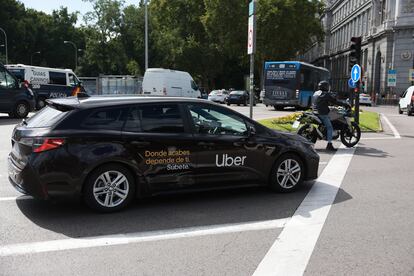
[8,154,80,200]
[227,98,245,104]
[263,99,298,106]
[8,155,48,199]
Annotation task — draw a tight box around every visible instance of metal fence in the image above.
[79,75,143,95]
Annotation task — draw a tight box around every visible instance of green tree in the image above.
[81,0,127,75]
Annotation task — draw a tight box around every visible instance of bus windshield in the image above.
[265,66,298,89]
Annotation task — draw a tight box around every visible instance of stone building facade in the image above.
[300,0,414,98]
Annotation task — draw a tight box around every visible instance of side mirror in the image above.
[249,126,256,136]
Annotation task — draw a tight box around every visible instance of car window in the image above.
[124,104,185,133]
[0,69,16,89]
[68,73,79,87]
[8,69,25,82]
[401,90,407,98]
[191,80,198,91]
[81,107,127,131]
[188,104,247,136]
[26,106,67,128]
[49,72,67,85]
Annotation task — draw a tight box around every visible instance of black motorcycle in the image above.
[293,106,361,148]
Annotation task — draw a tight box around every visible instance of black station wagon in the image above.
[9,95,319,212]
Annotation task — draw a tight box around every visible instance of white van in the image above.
[5,64,85,109]
[142,68,201,98]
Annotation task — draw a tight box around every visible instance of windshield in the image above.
[265,69,297,89]
[210,90,222,95]
[230,91,245,95]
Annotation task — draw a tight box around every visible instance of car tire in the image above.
[408,106,413,116]
[36,97,46,110]
[398,106,403,114]
[269,153,304,193]
[83,164,136,212]
[227,103,230,106]
[244,100,247,106]
[274,105,283,111]
[12,101,30,119]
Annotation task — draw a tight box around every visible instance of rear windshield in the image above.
[26,106,67,128]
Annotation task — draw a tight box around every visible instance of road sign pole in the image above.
[355,81,360,124]
[247,1,256,119]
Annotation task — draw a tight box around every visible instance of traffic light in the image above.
[349,36,362,72]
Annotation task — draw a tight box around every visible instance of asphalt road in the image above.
[0,104,413,275]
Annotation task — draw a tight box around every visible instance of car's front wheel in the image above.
[398,105,403,114]
[270,154,304,192]
[83,164,135,212]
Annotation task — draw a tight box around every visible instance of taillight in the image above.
[33,138,65,153]
[411,95,414,104]
[24,80,30,88]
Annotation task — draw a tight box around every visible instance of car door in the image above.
[0,67,17,112]
[185,103,263,188]
[122,103,198,192]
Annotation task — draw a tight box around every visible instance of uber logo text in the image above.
[215,154,246,167]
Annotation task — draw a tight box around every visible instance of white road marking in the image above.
[253,145,356,276]
[0,218,290,257]
[0,196,32,202]
[381,114,401,139]
[361,137,397,140]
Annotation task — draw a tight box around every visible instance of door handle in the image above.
[131,141,151,147]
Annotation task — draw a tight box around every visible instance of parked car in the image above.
[9,95,319,212]
[226,90,255,106]
[398,86,414,116]
[208,89,228,103]
[359,93,372,106]
[0,63,36,118]
[142,68,201,98]
[5,64,85,109]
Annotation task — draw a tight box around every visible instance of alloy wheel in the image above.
[93,171,130,208]
[276,159,301,189]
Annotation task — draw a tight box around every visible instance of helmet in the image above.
[318,81,330,92]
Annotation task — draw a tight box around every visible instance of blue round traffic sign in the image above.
[351,64,361,82]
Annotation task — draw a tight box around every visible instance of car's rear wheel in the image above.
[11,101,29,118]
[83,164,135,212]
[270,153,304,192]
[274,105,283,111]
[407,106,413,116]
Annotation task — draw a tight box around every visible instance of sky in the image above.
[18,0,138,17]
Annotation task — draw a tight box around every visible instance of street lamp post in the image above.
[0,27,8,64]
[145,0,148,71]
[64,40,78,71]
[31,51,41,65]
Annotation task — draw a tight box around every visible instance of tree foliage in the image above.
[0,0,324,88]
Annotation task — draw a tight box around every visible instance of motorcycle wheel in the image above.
[340,122,361,147]
[297,124,317,144]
